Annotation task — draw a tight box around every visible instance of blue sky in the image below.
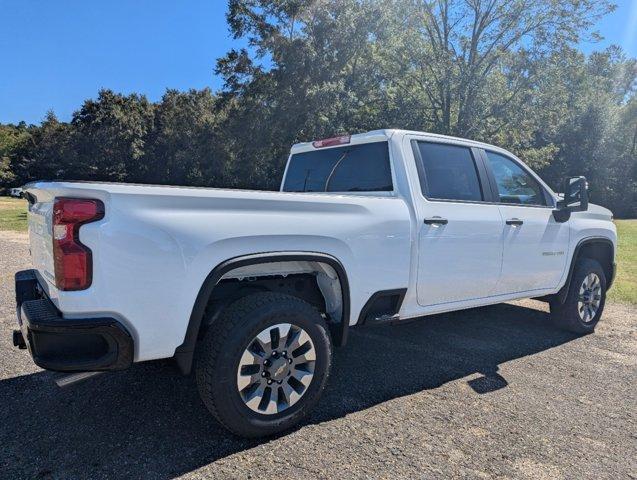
[1,0,636,125]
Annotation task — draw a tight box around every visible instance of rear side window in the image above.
[485,151,547,206]
[283,141,393,193]
[414,142,483,201]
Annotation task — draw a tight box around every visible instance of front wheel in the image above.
[550,258,607,334]
[195,292,332,437]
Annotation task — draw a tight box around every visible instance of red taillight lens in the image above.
[52,198,104,291]
[312,135,351,148]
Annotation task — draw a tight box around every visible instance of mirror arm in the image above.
[552,207,571,223]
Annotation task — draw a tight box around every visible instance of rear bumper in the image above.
[14,269,133,372]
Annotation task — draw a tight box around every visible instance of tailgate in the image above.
[26,194,55,287]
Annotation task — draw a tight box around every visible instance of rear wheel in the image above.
[550,258,606,334]
[195,292,332,437]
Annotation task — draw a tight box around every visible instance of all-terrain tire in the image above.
[195,292,332,438]
[550,258,607,334]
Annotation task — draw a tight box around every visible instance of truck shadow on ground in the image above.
[0,302,578,479]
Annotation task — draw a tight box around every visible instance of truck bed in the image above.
[24,181,413,361]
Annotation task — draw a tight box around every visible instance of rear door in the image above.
[409,140,504,306]
[481,150,569,294]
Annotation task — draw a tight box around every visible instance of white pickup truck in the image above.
[14,129,616,437]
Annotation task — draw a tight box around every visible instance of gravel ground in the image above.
[1,231,635,479]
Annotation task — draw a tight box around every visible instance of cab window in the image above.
[485,151,547,206]
[414,141,484,202]
[283,142,393,192]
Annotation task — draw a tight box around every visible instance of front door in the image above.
[411,140,504,306]
[482,150,570,294]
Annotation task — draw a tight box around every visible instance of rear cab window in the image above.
[412,141,484,202]
[282,141,393,193]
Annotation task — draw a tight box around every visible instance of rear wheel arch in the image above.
[174,253,350,374]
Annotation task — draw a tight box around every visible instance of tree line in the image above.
[1,0,635,217]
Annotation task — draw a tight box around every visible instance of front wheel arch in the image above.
[553,237,614,305]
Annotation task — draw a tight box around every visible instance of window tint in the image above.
[283,141,393,193]
[414,142,483,201]
[485,151,546,206]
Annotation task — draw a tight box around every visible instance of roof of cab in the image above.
[289,129,502,154]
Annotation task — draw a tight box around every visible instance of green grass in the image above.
[0,195,634,302]
[608,220,637,304]
[0,197,27,231]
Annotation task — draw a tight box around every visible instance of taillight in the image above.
[312,135,351,148]
[52,197,104,291]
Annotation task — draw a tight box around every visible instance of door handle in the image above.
[506,218,523,226]
[424,216,448,225]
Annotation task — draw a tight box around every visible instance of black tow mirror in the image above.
[553,176,589,222]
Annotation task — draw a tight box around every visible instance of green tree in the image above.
[0,122,35,187]
[144,89,227,186]
[27,111,75,181]
[70,89,155,181]
[216,0,388,188]
[377,0,613,137]
[532,47,636,215]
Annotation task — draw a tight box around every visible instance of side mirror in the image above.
[553,176,589,222]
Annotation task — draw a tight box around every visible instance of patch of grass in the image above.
[608,220,637,304]
[0,197,27,231]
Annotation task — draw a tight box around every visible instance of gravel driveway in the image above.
[1,231,635,479]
